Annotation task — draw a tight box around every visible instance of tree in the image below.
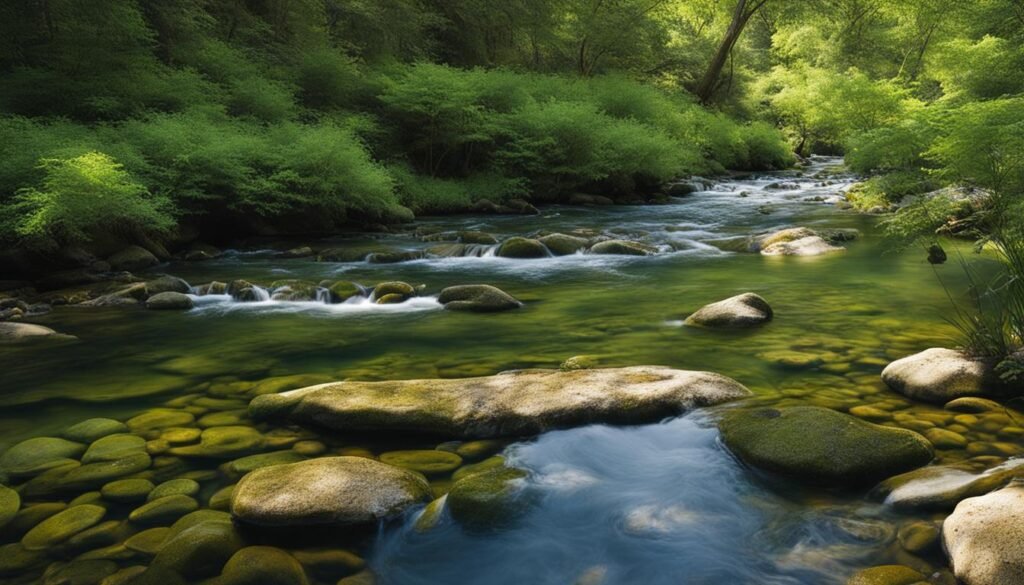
[694,0,771,103]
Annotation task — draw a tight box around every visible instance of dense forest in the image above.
[1,0,1020,256]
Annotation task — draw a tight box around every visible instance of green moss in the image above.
[447,466,529,529]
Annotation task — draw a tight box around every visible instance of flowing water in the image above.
[0,157,1013,584]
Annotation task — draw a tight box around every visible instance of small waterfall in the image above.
[252,285,271,301]
[481,245,498,258]
[467,244,497,258]
[315,287,332,304]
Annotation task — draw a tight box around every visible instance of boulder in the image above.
[874,460,1024,511]
[218,546,309,585]
[0,322,67,344]
[268,280,318,302]
[845,565,926,585]
[230,457,431,527]
[538,233,590,256]
[107,246,159,272]
[943,485,1024,585]
[327,281,364,303]
[719,406,934,485]
[371,282,416,302]
[497,237,549,259]
[447,466,530,529]
[684,293,772,329]
[437,285,522,312]
[588,240,657,256]
[146,276,191,295]
[882,348,997,403]
[146,292,194,310]
[762,236,844,256]
[250,367,750,439]
[151,520,244,579]
[82,283,149,307]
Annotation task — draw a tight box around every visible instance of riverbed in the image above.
[0,157,1007,584]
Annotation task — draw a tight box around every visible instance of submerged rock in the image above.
[684,293,773,329]
[21,504,106,550]
[151,519,244,579]
[762,236,844,256]
[437,284,522,312]
[168,426,265,459]
[0,436,86,477]
[447,466,530,529]
[538,233,589,256]
[588,239,657,256]
[845,565,925,585]
[882,348,998,403]
[250,367,750,439]
[943,485,1024,585]
[379,450,462,476]
[231,456,431,527]
[874,460,1024,511]
[146,276,191,295]
[497,237,548,259]
[719,406,933,485]
[0,322,69,344]
[218,546,309,585]
[0,485,19,529]
[63,419,129,443]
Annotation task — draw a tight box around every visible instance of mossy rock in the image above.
[125,526,171,555]
[447,466,530,529]
[146,292,195,310]
[129,495,200,526]
[538,234,589,256]
[845,565,925,585]
[146,275,191,295]
[107,245,159,272]
[372,281,415,300]
[269,280,318,302]
[437,285,521,312]
[160,427,202,445]
[588,239,657,256]
[379,450,463,476]
[455,440,504,462]
[719,406,934,485]
[22,504,106,550]
[0,543,44,577]
[291,548,366,581]
[366,251,424,264]
[101,479,155,503]
[148,479,200,501]
[897,521,940,555]
[0,485,20,530]
[218,546,310,585]
[127,409,196,432]
[62,453,153,490]
[208,486,235,511]
[151,520,244,579]
[414,495,448,533]
[83,434,147,463]
[63,418,130,443]
[375,293,406,304]
[168,426,265,459]
[224,450,306,478]
[327,281,364,303]
[62,519,125,553]
[496,237,548,259]
[684,293,773,329]
[0,436,86,478]
[41,559,119,585]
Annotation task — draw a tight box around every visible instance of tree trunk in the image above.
[694,0,768,104]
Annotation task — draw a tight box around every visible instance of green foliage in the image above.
[2,152,174,249]
[391,167,526,213]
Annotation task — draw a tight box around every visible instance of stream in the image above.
[0,156,1008,584]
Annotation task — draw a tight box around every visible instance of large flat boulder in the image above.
[882,348,998,403]
[231,456,430,527]
[719,406,933,485]
[944,485,1024,585]
[250,367,750,438]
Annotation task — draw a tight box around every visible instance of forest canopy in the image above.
[0,0,1021,252]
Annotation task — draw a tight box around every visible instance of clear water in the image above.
[0,157,1008,583]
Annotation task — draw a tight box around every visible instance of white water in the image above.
[188,293,442,316]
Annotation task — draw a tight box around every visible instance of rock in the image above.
[437,285,522,312]
[148,479,200,501]
[569,193,615,206]
[151,520,244,579]
[101,479,155,503]
[371,282,415,302]
[455,440,504,461]
[146,292,194,310]
[223,450,306,478]
[21,504,106,550]
[107,246,159,272]
[146,276,191,295]
[927,244,947,265]
[269,280,318,301]
[414,495,447,533]
[538,234,589,256]
[762,236,844,256]
[0,485,19,529]
[168,426,265,459]
[83,434,147,463]
[883,348,998,403]
[0,437,86,477]
[62,519,124,553]
[447,466,529,529]
[124,526,170,555]
[719,407,933,485]
[217,546,309,585]
[753,228,817,251]
[845,565,926,585]
[943,485,1024,585]
[945,397,1003,413]
[129,495,200,526]
[375,293,405,304]
[127,409,195,432]
[0,543,43,576]
[250,367,750,439]
[366,250,424,264]
[897,521,940,555]
[875,461,1024,511]
[379,450,463,476]
[42,559,119,584]
[278,246,313,259]
[684,293,773,329]
[61,454,153,489]
[497,237,548,259]
[231,456,431,527]
[195,281,228,295]
[63,419,129,443]
[185,243,222,261]
[290,548,364,580]
[588,240,657,256]
[0,322,66,344]
[327,281,364,303]
[924,428,968,449]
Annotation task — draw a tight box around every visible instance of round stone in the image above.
[63,419,130,443]
[148,479,200,502]
[0,437,86,477]
[129,495,200,526]
[21,504,106,550]
[101,479,155,503]
[379,450,463,476]
[219,546,309,585]
[924,428,969,449]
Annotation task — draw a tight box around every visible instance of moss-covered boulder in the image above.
[0,437,86,478]
[538,234,589,256]
[151,520,244,579]
[379,450,463,476]
[458,231,498,245]
[684,293,773,329]
[845,565,926,585]
[63,419,129,443]
[0,485,19,529]
[327,281,364,303]
[148,479,200,501]
[719,406,933,485]
[496,237,548,259]
[250,367,750,438]
[371,281,416,302]
[146,276,191,295]
[107,245,159,272]
[269,280,318,302]
[217,546,309,585]
[447,466,530,529]
[437,284,522,312]
[147,292,194,310]
[588,239,657,256]
[231,456,431,527]
[21,504,106,550]
[375,293,406,304]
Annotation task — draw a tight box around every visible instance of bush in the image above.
[391,167,526,213]
[2,152,174,249]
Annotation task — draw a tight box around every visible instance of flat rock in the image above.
[250,367,750,438]
[875,460,1024,511]
[21,504,105,550]
[944,485,1024,585]
[146,292,194,310]
[719,406,933,485]
[588,239,657,256]
[0,485,19,529]
[0,322,68,344]
[231,456,431,527]
[684,293,773,329]
[437,284,521,312]
[168,426,265,459]
[63,419,129,443]
[883,348,998,403]
[0,437,86,477]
